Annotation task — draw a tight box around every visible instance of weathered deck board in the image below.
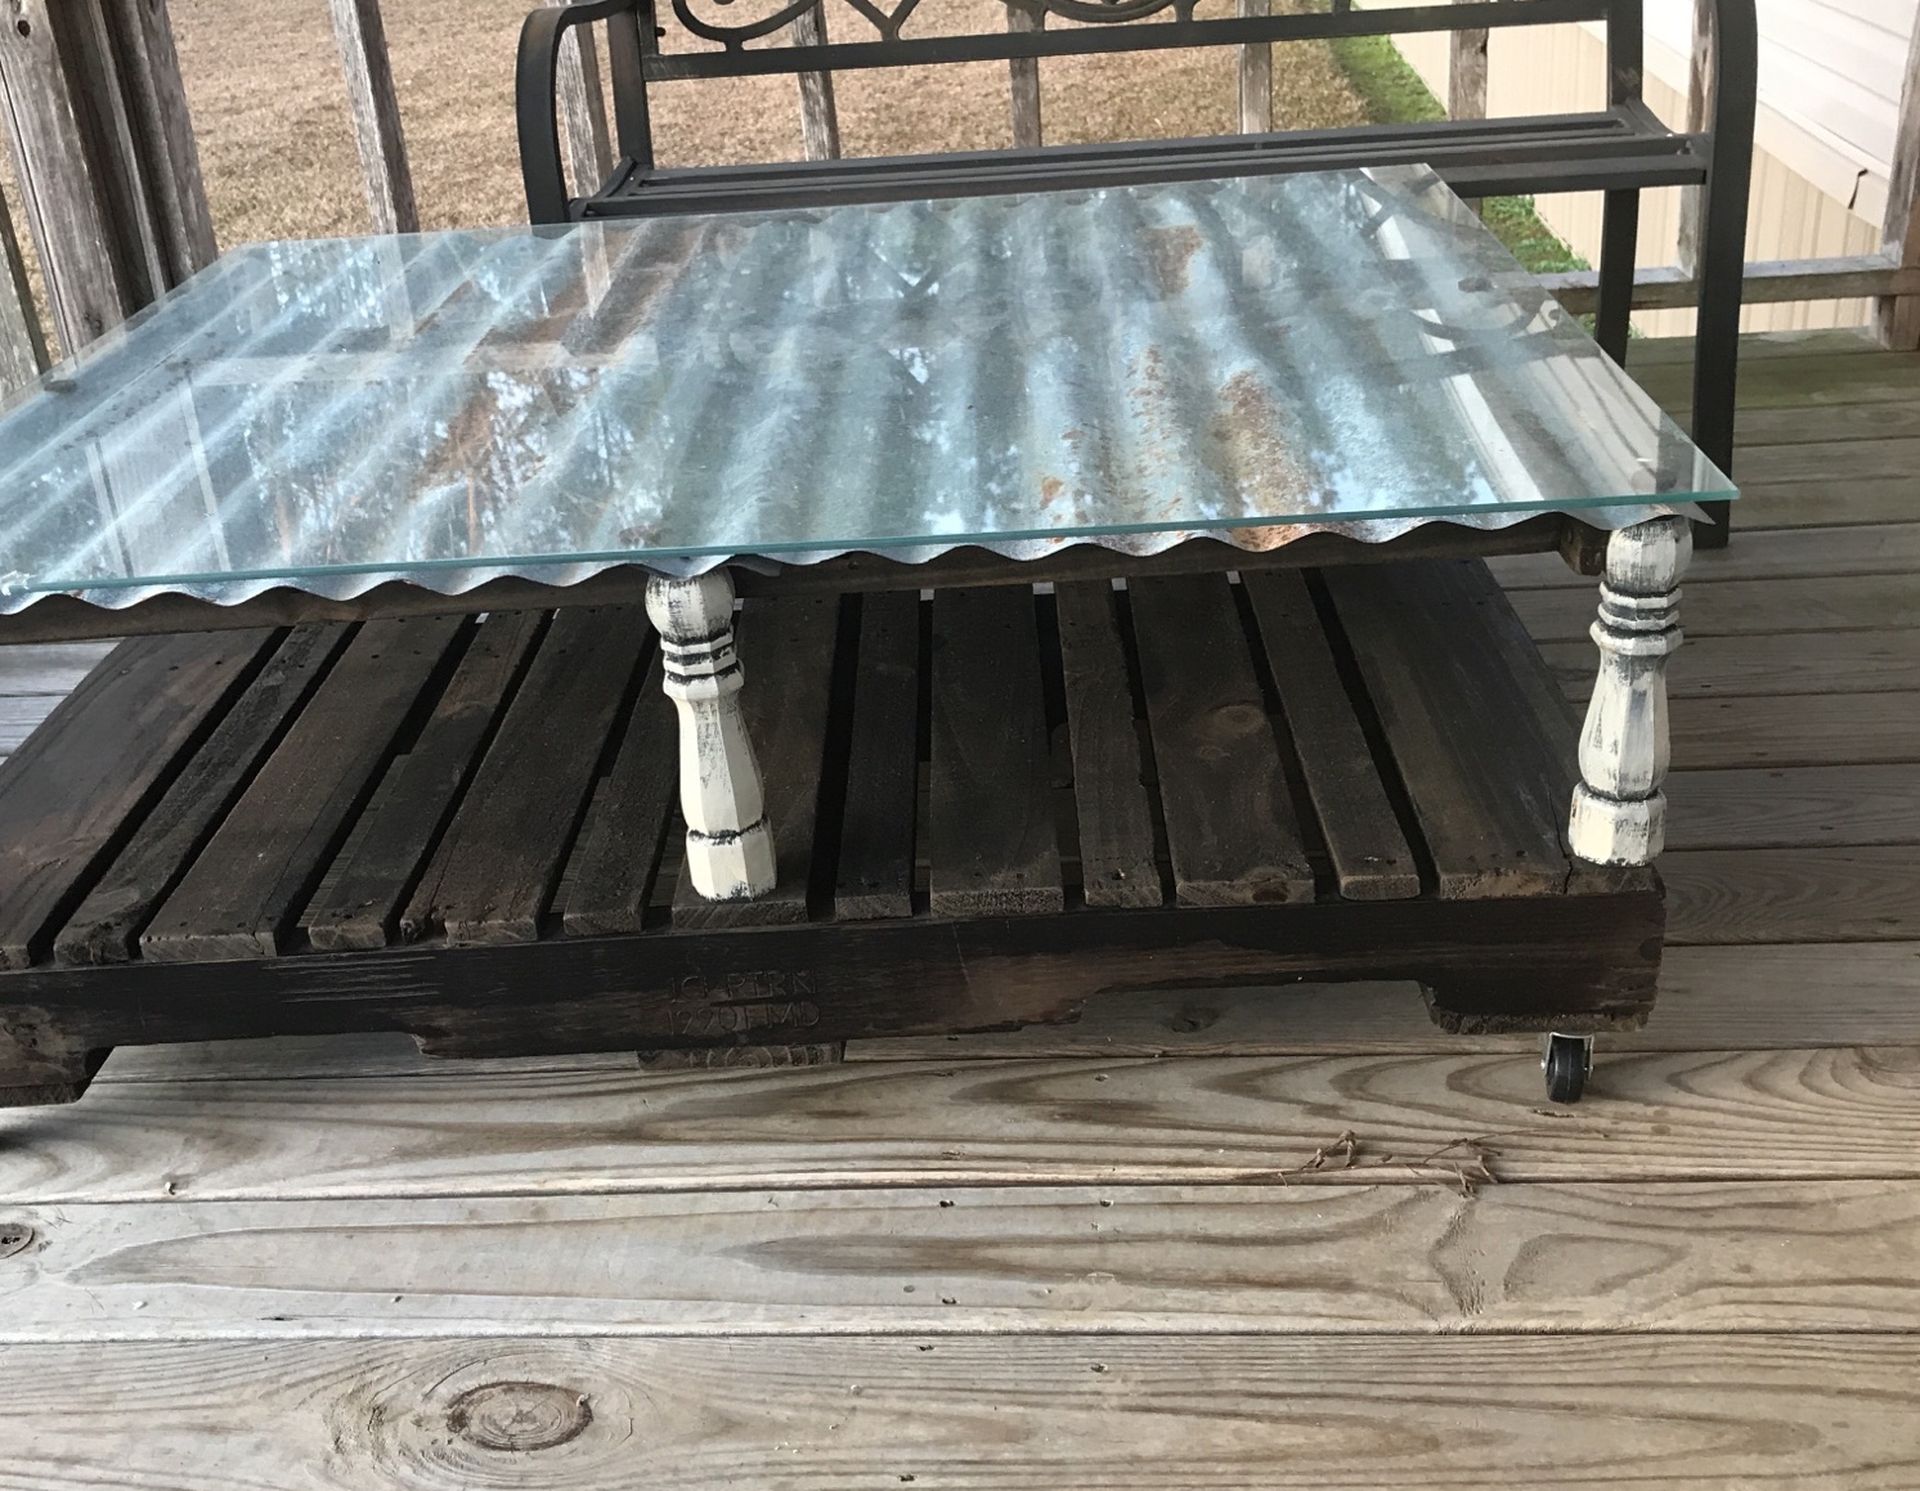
[2,1178,1915,1340]
[1511,574,1920,639]
[1545,630,1920,699]
[0,1334,1913,1489]
[4,1045,1917,1204]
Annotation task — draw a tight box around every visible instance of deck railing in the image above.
[1,0,1917,397]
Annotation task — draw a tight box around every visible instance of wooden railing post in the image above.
[791,4,842,161]
[327,0,418,234]
[1676,0,1714,278]
[1007,1,1043,149]
[543,0,614,191]
[0,0,212,351]
[0,191,47,394]
[1449,13,1488,123]
[1238,0,1273,134]
[1873,14,1920,349]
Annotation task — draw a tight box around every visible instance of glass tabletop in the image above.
[0,165,1731,611]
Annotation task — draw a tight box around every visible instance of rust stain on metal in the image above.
[1206,369,1316,537]
[1143,225,1204,296]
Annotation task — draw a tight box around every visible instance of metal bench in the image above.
[516,0,1757,541]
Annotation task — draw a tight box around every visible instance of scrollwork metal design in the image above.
[670,0,1200,49]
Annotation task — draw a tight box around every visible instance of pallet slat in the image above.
[305,611,547,952]
[402,608,645,946]
[833,591,921,921]
[1243,572,1418,900]
[140,619,466,963]
[1327,563,1571,897]
[1054,582,1161,908]
[928,587,1064,916]
[0,630,276,969]
[56,625,350,966]
[560,652,680,938]
[1129,574,1313,906]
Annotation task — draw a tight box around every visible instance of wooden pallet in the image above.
[0,560,1660,1106]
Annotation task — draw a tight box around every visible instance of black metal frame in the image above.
[517,0,1757,544]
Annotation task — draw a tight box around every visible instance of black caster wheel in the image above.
[1542,1034,1593,1104]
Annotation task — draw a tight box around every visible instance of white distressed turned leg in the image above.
[1568,514,1691,866]
[645,569,776,901]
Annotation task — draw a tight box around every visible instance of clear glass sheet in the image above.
[0,165,1732,607]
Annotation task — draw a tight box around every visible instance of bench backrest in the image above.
[605,0,1649,166]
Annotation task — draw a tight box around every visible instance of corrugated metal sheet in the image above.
[0,167,1720,617]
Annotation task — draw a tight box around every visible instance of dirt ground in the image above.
[164,0,1369,244]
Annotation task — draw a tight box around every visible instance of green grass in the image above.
[1328,32,1588,278]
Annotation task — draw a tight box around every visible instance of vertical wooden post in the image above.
[327,0,418,234]
[0,0,212,350]
[1873,13,1920,349]
[0,191,47,393]
[1568,515,1690,867]
[1450,2,1487,211]
[791,3,841,162]
[1676,0,1714,278]
[104,0,216,276]
[1007,1,1043,149]
[543,0,613,193]
[1237,0,1273,134]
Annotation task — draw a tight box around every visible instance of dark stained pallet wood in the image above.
[140,619,468,964]
[1327,563,1572,898]
[402,607,647,947]
[673,595,843,930]
[560,653,680,938]
[304,611,548,952]
[0,629,278,970]
[928,587,1064,916]
[1053,582,1161,909]
[55,626,352,967]
[833,591,921,921]
[0,884,1665,1089]
[1128,575,1313,907]
[1242,571,1419,901]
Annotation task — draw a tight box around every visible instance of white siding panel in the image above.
[1381,20,1885,332]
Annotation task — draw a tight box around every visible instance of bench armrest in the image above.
[518,0,644,223]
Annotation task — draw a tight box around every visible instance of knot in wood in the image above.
[446,1381,593,1452]
[0,1221,33,1258]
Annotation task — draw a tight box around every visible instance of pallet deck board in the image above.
[928,587,1065,916]
[0,630,278,970]
[1129,574,1314,906]
[1244,571,1420,901]
[305,611,547,952]
[833,591,922,921]
[55,625,351,968]
[402,608,647,947]
[140,619,466,964]
[1054,582,1163,909]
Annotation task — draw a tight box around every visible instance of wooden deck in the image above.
[0,328,1916,1487]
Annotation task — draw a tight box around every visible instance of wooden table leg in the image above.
[1568,514,1691,866]
[644,568,776,901]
